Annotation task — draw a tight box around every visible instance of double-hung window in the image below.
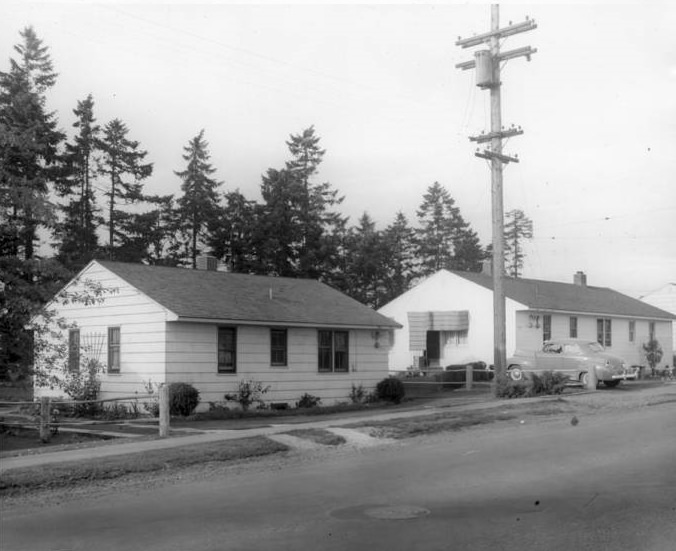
[107,327,121,373]
[569,317,578,339]
[218,327,237,373]
[68,329,80,371]
[542,315,552,342]
[597,318,612,348]
[270,329,287,366]
[318,330,349,373]
[628,321,635,343]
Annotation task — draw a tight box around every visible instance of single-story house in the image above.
[377,269,675,372]
[640,283,676,362]
[35,259,401,409]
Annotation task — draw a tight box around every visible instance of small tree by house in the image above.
[642,338,663,376]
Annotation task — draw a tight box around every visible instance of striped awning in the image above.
[408,311,470,350]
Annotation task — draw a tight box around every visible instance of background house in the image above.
[378,270,675,372]
[35,260,400,409]
[640,283,676,364]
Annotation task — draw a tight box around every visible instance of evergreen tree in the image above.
[0,27,63,258]
[97,118,153,259]
[415,182,485,276]
[382,211,417,302]
[208,190,258,273]
[504,209,533,277]
[173,130,222,268]
[114,195,174,264]
[53,94,101,269]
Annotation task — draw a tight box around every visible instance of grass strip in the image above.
[0,436,288,496]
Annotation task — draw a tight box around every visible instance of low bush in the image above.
[530,371,569,396]
[224,379,270,411]
[349,383,366,404]
[296,393,321,408]
[376,377,405,404]
[169,382,200,416]
[495,376,530,399]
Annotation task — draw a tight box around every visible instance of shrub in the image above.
[296,393,322,408]
[169,382,200,416]
[224,379,270,411]
[349,383,366,404]
[530,371,568,396]
[61,359,103,417]
[495,376,530,399]
[376,377,405,404]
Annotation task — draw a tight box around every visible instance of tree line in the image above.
[0,27,533,379]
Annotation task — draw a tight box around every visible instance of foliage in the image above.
[529,371,569,396]
[141,379,160,417]
[172,129,222,267]
[60,358,103,417]
[168,382,201,416]
[504,209,533,278]
[381,211,417,303]
[495,376,530,399]
[296,393,322,408]
[349,383,366,404]
[376,377,406,404]
[224,379,270,411]
[642,339,663,370]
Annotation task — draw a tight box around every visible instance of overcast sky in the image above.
[2,1,675,298]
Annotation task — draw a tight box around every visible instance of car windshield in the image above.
[586,342,604,353]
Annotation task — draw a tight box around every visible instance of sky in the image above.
[2,1,675,298]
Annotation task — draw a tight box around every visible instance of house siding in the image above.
[515,311,673,367]
[34,263,170,400]
[165,322,389,407]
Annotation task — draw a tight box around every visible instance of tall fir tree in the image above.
[173,130,222,268]
[97,118,153,259]
[504,209,533,277]
[0,26,63,258]
[54,94,101,269]
[415,182,485,276]
[382,211,417,302]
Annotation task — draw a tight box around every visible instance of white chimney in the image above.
[574,271,587,287]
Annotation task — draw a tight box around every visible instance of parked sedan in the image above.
[506,338,637,387]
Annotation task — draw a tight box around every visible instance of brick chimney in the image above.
[574,271,587,287]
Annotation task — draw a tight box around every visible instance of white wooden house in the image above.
[378,270,675,372]
[640,283,676,362]
[35,260,401,409]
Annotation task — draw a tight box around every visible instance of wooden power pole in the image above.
[456,5,536,385]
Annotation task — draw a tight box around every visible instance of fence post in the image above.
[39,396,51,443]
[159,383,170,438]
[465,363,473,391]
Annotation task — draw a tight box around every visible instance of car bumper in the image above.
[609,372,637,380]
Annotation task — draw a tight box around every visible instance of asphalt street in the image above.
[2,397,675,551]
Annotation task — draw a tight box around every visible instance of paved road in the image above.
[3,400,675,550]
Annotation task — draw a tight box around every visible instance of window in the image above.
[543,315,552,342]
[107,327,121,373]
[270,329,287,366]
[597,318,612,348]
[445,330,468,346]
[629,321,635,343]
[68,329,80,371]
[649,322,656,341]
[218,327,237,373]
[569,317,578,339]
[318,330,349,373]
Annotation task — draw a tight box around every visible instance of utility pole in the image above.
[456,5,536,386]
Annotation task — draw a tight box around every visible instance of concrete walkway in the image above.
[0,393,496,473]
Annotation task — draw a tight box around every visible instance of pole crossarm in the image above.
[455,46,538,71]
[455,19,537,48]
[475,149,519,164]
[469,127,523,143]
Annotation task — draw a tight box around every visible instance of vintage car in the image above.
[506,338,637,387]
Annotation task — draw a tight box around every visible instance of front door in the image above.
[426,331,441,367]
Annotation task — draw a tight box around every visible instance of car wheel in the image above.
[603,380,621,388]
[580,372,599,388]
[508,366,523,381]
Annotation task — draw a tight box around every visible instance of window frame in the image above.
[317,330,350,373]
[569,316,578,339]
[628,320,635,343]
[270,328,288,367]
[218,327,237,373]
[597,318,612,348]
[649,321,656,341]
[542,315,552,342]
[107,326,121,373]
[68,328,80,372]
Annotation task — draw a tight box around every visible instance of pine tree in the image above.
[97,118,153,259]
[208,190,258,273]
[504,209,533,277]
[416,182,485,276]
[173,130,222,268]
[0,27,63,258]
[382,211,417,302]
[54,94,101,269]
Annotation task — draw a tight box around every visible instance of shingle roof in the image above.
[97,261,400,329]
[452,270,676,320]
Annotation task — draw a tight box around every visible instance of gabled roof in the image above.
[452,270,676,320]
[96,261,400,329]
